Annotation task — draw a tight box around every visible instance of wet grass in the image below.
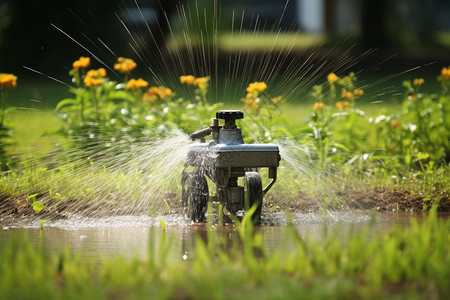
[1,207,448,299]
[1,98,449,218]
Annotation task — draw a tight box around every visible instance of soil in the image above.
[267,188,450,213]
[1,188,449,221]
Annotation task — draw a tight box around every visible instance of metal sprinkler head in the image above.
[216,110,243,128]
[182,110,281,224]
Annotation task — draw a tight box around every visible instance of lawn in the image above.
[1,55,449,299]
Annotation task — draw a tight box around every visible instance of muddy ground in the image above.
[276,189,450,213]
[1,188,449,222]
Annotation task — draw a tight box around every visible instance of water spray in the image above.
[182,110,281,224]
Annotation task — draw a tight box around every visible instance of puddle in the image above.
[1,211,448,260]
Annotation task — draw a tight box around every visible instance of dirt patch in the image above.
[1,188,449,221]
[266,188,450,213]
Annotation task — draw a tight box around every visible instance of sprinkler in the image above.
[182,110,281,224]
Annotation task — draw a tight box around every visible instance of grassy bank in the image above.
[1,208,449,299]
[1,58,450,220]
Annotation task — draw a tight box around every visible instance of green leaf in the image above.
[55,98,78,111]
[159,219,166,232]
[32,201,44,213]
[416,152,430,160]
[27,193,39,203]
[108,91,136,102]
[40,219,50,229]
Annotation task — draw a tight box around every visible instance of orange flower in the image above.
[180,75,195,85]
[72,56,90,70]
[114,57,137,73]
[327,73,338,83]
[440,67,450,80]
[194,77,209,88]
[86,68,106,79]
[143,86,172,99]
[354,89,364,96]
[341,88,354,100]
[242,97,259,111]
[336,101,350,109]
[391,121,400,128]
[0,73,17,89]
[126,78,149,90]
[84,77,102,87]
[313,102,324,110]
[413,78,424,86]
[246,81,267,93]
[84,68,107,87]
[270,96,282,105]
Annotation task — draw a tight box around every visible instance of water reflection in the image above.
[1,211,448,260]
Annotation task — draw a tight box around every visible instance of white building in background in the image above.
[296,0,322,32]
[296,0,359,34]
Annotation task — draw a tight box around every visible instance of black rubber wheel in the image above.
[181,171,208,222]
[244,172,263,224]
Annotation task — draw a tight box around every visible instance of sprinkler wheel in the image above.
[244,172,263,224]
[181,171,209,222]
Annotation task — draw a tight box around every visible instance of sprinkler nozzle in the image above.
[189,128,212,141]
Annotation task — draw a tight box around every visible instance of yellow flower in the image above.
[86,68,107,79]
[144,86,172,99]
[114,57,137,73]
[354,89,364,96]
[336,101,350,109]
[98,68,107,78]
[194,77,209,88]
[83,68,107,87]
[270,96,282,105]
[241,92,259,111]
[180,75,195,85]
[313,102,324,110]
[72,56,90,70]
[83,77,103,87]
[0,73,18,89]
[246,81,267,93]
[413,78,424,86]
[241,97,259,111]
[341,88,354,100]
[441,67,450,80]
[162,87,172,98]
[246,99,259,110]
[126,78,149,90]
[327,73,338,83]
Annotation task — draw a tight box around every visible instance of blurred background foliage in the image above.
[1,0,450,71]
[0,0,449,107]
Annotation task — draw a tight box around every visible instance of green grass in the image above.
[1,207,448,299]
[8,111,63,155]
[218,32,326,52]
[167,32,325,53]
